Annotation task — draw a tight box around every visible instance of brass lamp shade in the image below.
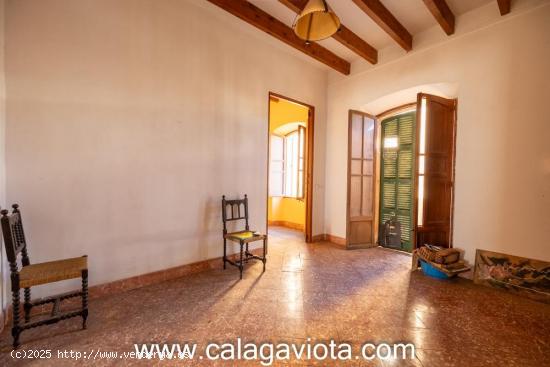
[293,0,341,42]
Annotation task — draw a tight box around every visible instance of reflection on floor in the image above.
[268,226,305,241]
[1,227,549,366]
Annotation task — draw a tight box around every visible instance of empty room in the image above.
[0,0,549,366]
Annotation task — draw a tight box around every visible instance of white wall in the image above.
[325,2,550,264]
[4,0,327,296]
[0,0,6,316]
[4,0,549,306]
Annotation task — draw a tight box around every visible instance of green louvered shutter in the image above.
[379,112,416,251]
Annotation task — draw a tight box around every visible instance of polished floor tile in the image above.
[1,227,549,366]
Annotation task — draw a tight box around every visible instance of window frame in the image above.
[269,125,306,200]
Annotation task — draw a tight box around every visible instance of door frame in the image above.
[377,103,417,121]
[267,92,314,243]
[346,110,378,248]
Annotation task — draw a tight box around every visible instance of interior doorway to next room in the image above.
[267,93,314,242]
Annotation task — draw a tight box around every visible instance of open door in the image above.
[346,110,377,248]
[414,93,457,248]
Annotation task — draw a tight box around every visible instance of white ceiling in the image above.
[248,0,494,62]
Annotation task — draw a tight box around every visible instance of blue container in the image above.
[420,260,453,279]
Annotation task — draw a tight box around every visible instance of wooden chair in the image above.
[222,195,267,279]
[1,204,89,349]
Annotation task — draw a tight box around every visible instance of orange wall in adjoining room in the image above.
[270,98,309,131]
[268,196,306,229]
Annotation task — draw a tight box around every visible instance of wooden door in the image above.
[414,93,457,248]
[346,110,377,248]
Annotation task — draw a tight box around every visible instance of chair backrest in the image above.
[1,204,30,272]
[221,194,249,234]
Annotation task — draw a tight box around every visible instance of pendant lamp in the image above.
[293,0,341,42]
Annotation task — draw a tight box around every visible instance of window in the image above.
[284,130,299,197]
[269,134,285,197]
[269,125,305,198]
[384,136,398,149]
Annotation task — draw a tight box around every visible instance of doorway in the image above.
[346,93,457,252]
[267,93,314,242]
[379,110,416,252]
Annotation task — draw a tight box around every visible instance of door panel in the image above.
[363,160,373,175]
[379,111,416,251]
[414,93,457,248]
[423,177,452,224]
[350,176,362,217]
[363,118,375,159]
[347,110,377,248]
[384,150,397,177]
[349,221,373,244]
[362,175,373,216]
[351,115,363,159]
[351,160,362,175]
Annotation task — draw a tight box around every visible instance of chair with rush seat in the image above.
[222,195,267,279]
[1,204,89,349]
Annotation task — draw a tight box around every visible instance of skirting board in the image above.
[1,248,264,333]
[312,233,346,247]
[0,234,347,332]
[268,220,304,231]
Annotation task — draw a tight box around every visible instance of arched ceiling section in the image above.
[361,82,459,115]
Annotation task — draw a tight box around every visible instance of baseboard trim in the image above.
[1,248,263,333]
[312,233,346,247]
[268,220,304,231]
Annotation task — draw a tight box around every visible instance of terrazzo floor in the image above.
[1,227,549,366]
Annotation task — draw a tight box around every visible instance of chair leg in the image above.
[262,238,267,272]
[239,241,244,280]
[223,238,227,270]
[245,243,249,263]
[23,288,32,323]
[11,278,21,349]
[81,269,89,330]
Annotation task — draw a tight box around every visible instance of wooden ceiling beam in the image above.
[279,0,378,64]
[207,0,350,75]
[278,0,308,13]
[422,0,455,35]
[351,0,413,51]
[497,0,511,15]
